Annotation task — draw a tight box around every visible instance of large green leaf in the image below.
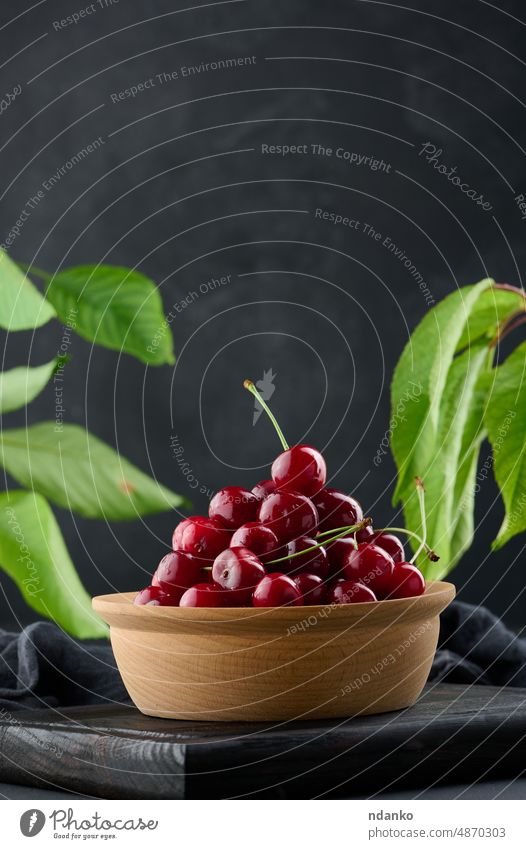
[448,357,492,565]
[0,490,106,638]
[29,264,174,366]
[391,280,493,503]
[0,250,55,330]
[455,287,524,353]
[0,423,189,519]
[485,341,526,549]
[400,344,490,578]
[0,358,60,413]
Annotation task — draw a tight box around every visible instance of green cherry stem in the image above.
[266,518,372,566]
[243,379,289,451]
[410,477,428,564]
[317,519,439,560]
[377,528,439,562]
[375,477,438,563]
[316,525,361,538]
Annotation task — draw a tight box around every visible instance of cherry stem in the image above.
[243,379,289,451]
[316,525,362,538]
[266,518,372,565]
[409,477,428,564]
[378,527,439,561]
[317,514,440,562]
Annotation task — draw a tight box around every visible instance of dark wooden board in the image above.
[1,684,525,799]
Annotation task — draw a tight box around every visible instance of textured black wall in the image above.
[1,0,525,629]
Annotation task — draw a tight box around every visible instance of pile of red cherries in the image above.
[135,382,429,609]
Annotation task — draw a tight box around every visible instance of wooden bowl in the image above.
[93,581,455,721]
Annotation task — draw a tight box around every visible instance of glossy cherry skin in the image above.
[370,532,405,564]
[293,572,327,605]
[386,562,426,599]
[343,543,395,597]
[313,488,363,534]
[212,546,266,605]
[209,486,260,530]
[179,582,226,608]
[327,538,359,578]
[356,524,374,544]
[252,479,276,500]
[172,517,195,550]
[258,490,319,542]
[271,445,327,497]
[179,516,232,560]
[285,536,329,578]
[134,585,178,606]
[253,572,303,607]
[230,522,281,563]
[152,550,206,602]
[174,516,224,553]
[328,580,377,604]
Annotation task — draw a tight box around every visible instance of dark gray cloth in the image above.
[0,602,525,711]
[0,622,129,711]
[430,601,526,687]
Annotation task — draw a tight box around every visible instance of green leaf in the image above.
[455,287,524,352]
[401,344,490,578]
[0,358,61,413]
[0,490,106,638]
[485,340,526,549]
[448,360,491,564]
[0,423,189,520]
[391,279,493,503]
[30,264,174,366]
[0,250,55,330]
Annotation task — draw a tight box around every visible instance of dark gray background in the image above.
[1,0,525,630]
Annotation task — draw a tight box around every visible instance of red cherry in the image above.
[179,516,232,560]
[327,538,359,578]
[179,583,226,608]
[252,479,276,500]
[258,490,318,542]
[293,572,327,604]
[242,381,324,499]
[253,572,303,607]
[230,522,281,563]
[209,486,259,530]
[328,580,377,604]
[370,532,405,564]
[152,550,206,602]
[343,543,395,596]
[356,524,374,544]
[212,546,266,605]
[326,576,346,598]
[172,517,195,550]
[134,585,178,606]
[271,444,326,497]
[285,536,329,578]
[386,562,426,599]
[312,488,363,533]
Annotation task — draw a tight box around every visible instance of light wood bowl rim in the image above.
[93,580,455,627]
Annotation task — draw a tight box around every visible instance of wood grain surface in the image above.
[0,684,525,799]
[93,583,455,720]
